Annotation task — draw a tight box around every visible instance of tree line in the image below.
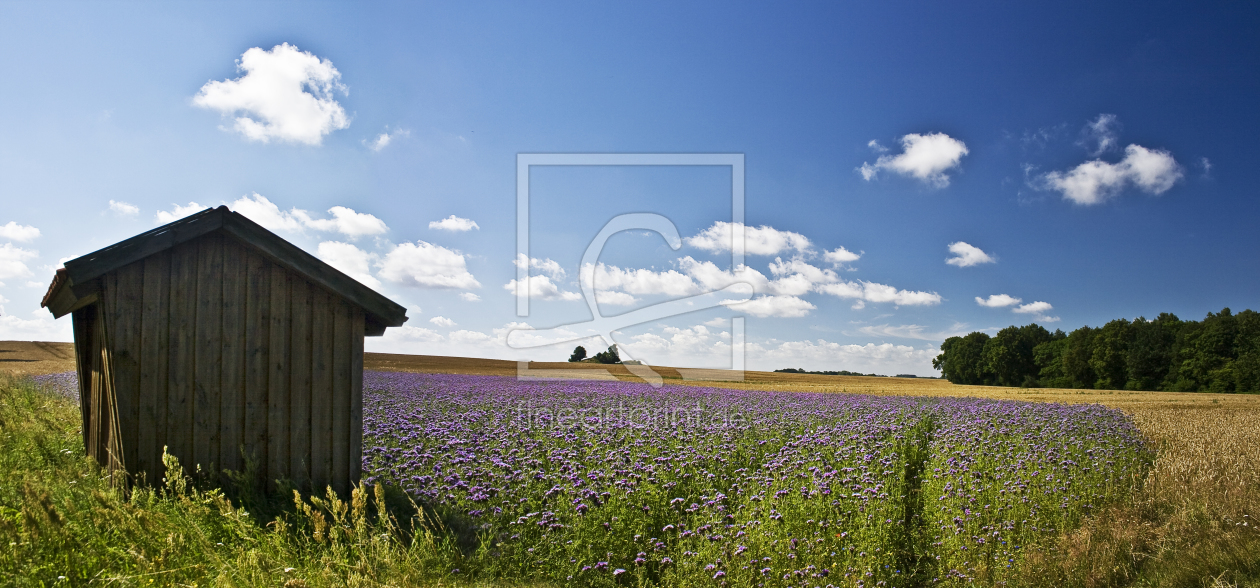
[932,308,1260,392]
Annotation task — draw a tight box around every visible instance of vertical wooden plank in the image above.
[309,287,333,494]
[71,308,93,456]
[138,252,171,485]
[331,299,352,496]
[115,262,147,482]
[193,234,223,473]
[219,238,246,477]
[167,241,198,472]
[99,274,122,476]
[267,264,291,488]
[349,306,365,487]
[289,278,312,491]
[244,250,271,487]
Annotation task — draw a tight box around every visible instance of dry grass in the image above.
[8,345,1260,585]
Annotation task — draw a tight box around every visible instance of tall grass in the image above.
[0,373,478,587]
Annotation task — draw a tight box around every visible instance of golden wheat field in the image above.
[5,341,1259,584]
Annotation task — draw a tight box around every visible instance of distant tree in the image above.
[1126,313,1180,390]
[983,323,1053,387]
[1089,319,1132,390]
[591,344,621,364]
[934,332,992,385]
[1061,326,1098,389]
[1034,331,1072,388]
[568,345,587,362]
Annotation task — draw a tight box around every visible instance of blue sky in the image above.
[1,2,1257,375]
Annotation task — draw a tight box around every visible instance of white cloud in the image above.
[367,128,409,152]
[383,325,444,343]
[815,280,942,306]
[976,294,1022,308]
[156,202,209,224]
[859,133,969,188]
[1012,301,1060,323]
[0,243,39,282]
[703,317,730,327]
[0,222,40,243]
[459,292,481,302]
[429,316,456,327]
[1080,114,1120,156]
[867,139,889,153]
[379,241,481,290]
[108,200,140,216]
[822,246,861,267]
[595,290,639,306]
[299,206,389,238]
[1012,301,1053,314]
[581,262,699,297]
[720,295,816,318]
[748,340,939,376]
[503,275,582,301]
[230,193,304,232]
[685,221,812,256]
[316,241,381,289]
[449,329,492,344]
[429,215,480,232]
[193,43,349,145]
[1040,144,1182,205]
[945,242,995,267]
[0,311,72,342]
[230,193,388,238]
[513,254,565,279]
[858,323,970,342]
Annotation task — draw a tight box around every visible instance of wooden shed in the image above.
[41,206,407,495]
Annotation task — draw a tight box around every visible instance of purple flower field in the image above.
[362,371,1152,586]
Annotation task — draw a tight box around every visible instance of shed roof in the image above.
[41,206,407,334]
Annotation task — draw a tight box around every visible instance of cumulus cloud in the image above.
[582,255,938,308]
[0,311,72,342]
[1080,114,1120,156]
[595,290,639,306]
[108,200,139,216]
[366,128,409,152]
[0,222,40,242]
[719,295,816,318]
[0,243,38,284]
[379,241,480,289]
[857,323,970,342]
[229,193,388,238]
[822,246,861,267]
[815,280,942,306]
[975,294,1022,308]
[581,262,699,297]
[859,133,969,188]
[449,329,492,344]
[749,339,939,376]
[503,275,582,301]
[685,221,812,256]
[1039,144,1182,205]
[459,292,481,302]
[1012,301,1060,323]
[193,43,349,145]
[155,202,209,224]
[429,316,456,327]
[429,215,480,232]
[316,241,380,289]
[299,206,388,237]
[514,254,565,279]
[945,242,995,267]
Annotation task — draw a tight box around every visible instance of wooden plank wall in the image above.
[89,230,365,494]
